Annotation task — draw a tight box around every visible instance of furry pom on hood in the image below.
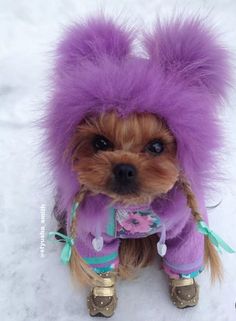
[43,15,231,210]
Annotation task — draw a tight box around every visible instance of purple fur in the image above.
[43,15,231,239]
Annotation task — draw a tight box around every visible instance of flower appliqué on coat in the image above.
[115,208,161,238]
[121,213,151,233]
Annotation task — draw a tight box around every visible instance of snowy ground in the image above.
[0,1,236,321]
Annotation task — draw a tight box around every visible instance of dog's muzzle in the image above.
[110,163,138,195]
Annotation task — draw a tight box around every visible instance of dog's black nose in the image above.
[113,163,137,182]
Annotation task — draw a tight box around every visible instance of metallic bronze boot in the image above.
[87,272,117,317]
[169,278,199,308]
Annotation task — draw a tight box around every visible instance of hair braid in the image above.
[178,174,203,223]
[179,173,222,281]
[69,187,109,287]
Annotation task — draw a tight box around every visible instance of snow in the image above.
[0,1,236,321]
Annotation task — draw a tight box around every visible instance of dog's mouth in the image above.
[108,180,140,196]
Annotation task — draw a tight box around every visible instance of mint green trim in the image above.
[94,266,115,273]
[106,207,116,236]
[197,220,235,254]
[138,210,152,215]
[180,266,204,279]
[83,252,118,265]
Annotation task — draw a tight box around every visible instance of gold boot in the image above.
[169,278,199,308]
[87,272,117,317]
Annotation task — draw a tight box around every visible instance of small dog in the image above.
[70,111,178,204]
[45,15,234,317]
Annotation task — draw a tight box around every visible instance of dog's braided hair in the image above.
[69,186,111,287]
[179,173,222,281]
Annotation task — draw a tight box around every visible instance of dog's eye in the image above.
[145,140,164,155]
[92,135,113,152]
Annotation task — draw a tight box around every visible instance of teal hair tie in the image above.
[71,201,79,219]
[48,231,74,264]
[197,220,235,254]
[68,201,79,227]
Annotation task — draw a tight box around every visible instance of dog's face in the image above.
[69,111,179,205]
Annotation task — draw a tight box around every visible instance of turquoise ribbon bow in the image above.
[48,231,74,264]
[197,220,235,254]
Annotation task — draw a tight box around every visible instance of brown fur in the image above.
[69,189,110,287]
[118,235,158,279]
[68,111,178,205]
[204,236,223,282]
[179,174,222,282]
[66,111,221,285]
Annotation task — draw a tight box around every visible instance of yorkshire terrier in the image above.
[45,15,234,317]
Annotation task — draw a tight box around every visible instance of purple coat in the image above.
[43,15,231,273]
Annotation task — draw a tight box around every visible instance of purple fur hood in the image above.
[43,15,231,238]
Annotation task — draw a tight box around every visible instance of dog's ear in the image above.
[56,16,133,73]
[144,16,231,100]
